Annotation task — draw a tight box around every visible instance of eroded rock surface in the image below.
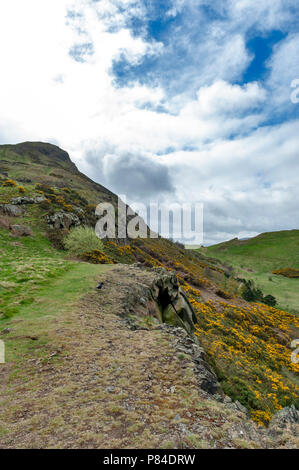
[0,204,25,217]
[10,224,33,237]
[46,211,81,230]
[10,196,46,205]
[118,265,198,337]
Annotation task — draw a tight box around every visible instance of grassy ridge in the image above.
[205,230,299,314]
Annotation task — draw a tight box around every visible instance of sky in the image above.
[0,0,299,244]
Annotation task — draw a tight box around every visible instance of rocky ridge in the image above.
[97,264,299,446]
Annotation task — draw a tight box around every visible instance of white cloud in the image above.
[267,33,299,109]
[0,0,298,244]
[192,81,267,116]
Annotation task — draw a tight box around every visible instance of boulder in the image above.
[10,196,46,205]
[46,211,81,230]
[0,204,25,217]
[269,405,298,428]
[10,224,33,237]
[150,269,198,336]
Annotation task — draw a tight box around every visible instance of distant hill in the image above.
[205,230,299,313]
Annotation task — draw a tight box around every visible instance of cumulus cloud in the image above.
[85,149,174,199]
[267,33,299,109]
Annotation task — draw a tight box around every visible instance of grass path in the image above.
[0,262,114,363]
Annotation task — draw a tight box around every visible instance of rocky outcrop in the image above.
[158,324,223,396]
[0,203,25,217]
[268,405,299,437]
[45,211,81,230]
[150,269,198,336]
[10,224,33,237]
[118,265,198,337]
[10,196,46,205]
[101,264,223,396]
[272,405,299,425]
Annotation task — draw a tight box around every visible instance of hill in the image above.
[0,141,116,205]
[205,230,299,314]
[0,143,298,447]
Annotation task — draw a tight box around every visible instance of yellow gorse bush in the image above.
[188,289,299,425]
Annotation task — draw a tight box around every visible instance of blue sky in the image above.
[0,0,299,244]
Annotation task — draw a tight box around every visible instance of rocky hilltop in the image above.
[0,141,116,204]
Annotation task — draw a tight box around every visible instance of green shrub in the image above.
[241,280,263,302]
[263,294,277,307]
[47,228,69,250]
[272,267,299,278]
[64,226,104,255]
[240,279,277,306]
[221,376,260,410]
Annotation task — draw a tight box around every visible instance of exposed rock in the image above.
[269,405,299,432]
[161,324,223,396]
[109,264,224,397]
[224,395,232,404]
[10,196,46,205]
[10,224,33,237]
[46,211,81,230]
[226,400,249,417]
[0,204,25,217]
[0,216,11,229]
[17,177,32,183]
[1,328,13,335]
[149,268,198,336]
[193,349,223,395]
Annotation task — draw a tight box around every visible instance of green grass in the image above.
[0,228,70,318]
[204,230,299,313]
[0,227,113,319]
[1,261,113,363]
[0,229,114,363]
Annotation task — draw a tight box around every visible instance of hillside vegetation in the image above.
[0,142,298,440]
[204,231,299,314]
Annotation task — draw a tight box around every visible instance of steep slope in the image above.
[0,142,298,435]
[205,230,299,314]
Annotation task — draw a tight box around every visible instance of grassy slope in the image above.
[0,143,298,429]
[0,226,114,362]
[1,265,280,449]
[205,230,299,314]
